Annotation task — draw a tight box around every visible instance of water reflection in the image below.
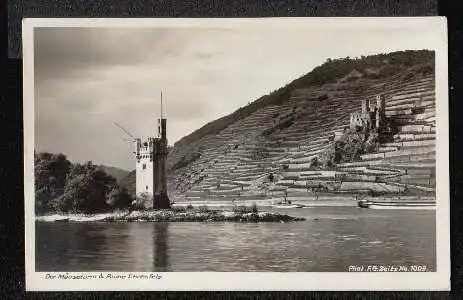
[153,222,169,271]
[36,223,109,271]
[125,223,154,271]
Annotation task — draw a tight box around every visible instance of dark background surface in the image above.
[2,0,462,298]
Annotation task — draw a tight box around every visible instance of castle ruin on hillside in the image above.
[349,94,386,133]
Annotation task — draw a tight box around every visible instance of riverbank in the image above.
[172,195,436,208]
[173,196,356,208]
[35,209,305,223]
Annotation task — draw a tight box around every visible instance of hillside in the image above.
[171,50,433,152]
[97,165,130,184]
[121,170,136,197]
[124,50,436,200]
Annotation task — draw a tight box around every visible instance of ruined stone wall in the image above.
[350,95,387,133]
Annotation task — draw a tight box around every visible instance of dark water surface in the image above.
[36,207,436,272]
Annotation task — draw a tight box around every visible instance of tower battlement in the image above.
[136,138,155,160]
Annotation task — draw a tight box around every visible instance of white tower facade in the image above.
[135,137,156,209]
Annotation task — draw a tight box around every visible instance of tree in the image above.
[34,152,72,214]
[106,186,132,210]
[35,152,134,214]
[49,161,118,214]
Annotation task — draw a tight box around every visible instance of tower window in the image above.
[142,164,146,170]
[146,185,148,190]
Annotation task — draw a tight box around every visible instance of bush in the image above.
[233,205,258,214]
[198,205,209,213]
[318,147,336,168]
[172,206,186,212]
[363,131,380,153]
[267,173,275,182]
[133,192,152,210]
[335,131,366,162]
[186,203,194,210]
[277,118,294,130]
[318,125,383,167]
[233,205,246,213]
[310,157,320,169]
[251,203,258,213]
[251,147,270,160]
[379,64,402,77]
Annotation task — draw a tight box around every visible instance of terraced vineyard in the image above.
[124,50,437,202]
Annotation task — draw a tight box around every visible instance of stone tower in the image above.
[361,98,370,115]
[375,94,386,130]
[134,100,170,209]
[153,118,170,209]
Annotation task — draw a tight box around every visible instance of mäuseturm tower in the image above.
[134,93,170,209]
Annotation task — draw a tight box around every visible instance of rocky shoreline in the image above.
[35,209,305,223]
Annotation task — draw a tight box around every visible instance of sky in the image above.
[33,19,443,171]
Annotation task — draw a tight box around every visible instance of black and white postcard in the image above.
[23,17,449,291]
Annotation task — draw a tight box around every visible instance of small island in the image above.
[36,205,305,223]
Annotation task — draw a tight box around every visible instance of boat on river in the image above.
[272,196,305,208]
[357,199,436,210]
[273,204,305,209]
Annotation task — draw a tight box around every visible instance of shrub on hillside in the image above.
[318,126,381,167]
[309,157,320,169]
[418,63,434,76]
[251,147,270,160]
[277,118,294,130]
[379,64,403,77]
[318,146,337,168]
[363,130,380,153]
[267,173,275,182]
[335,131,366,162]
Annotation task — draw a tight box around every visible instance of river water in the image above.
[36,207,435,272]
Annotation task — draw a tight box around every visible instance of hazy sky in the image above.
[33,19,442,171]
